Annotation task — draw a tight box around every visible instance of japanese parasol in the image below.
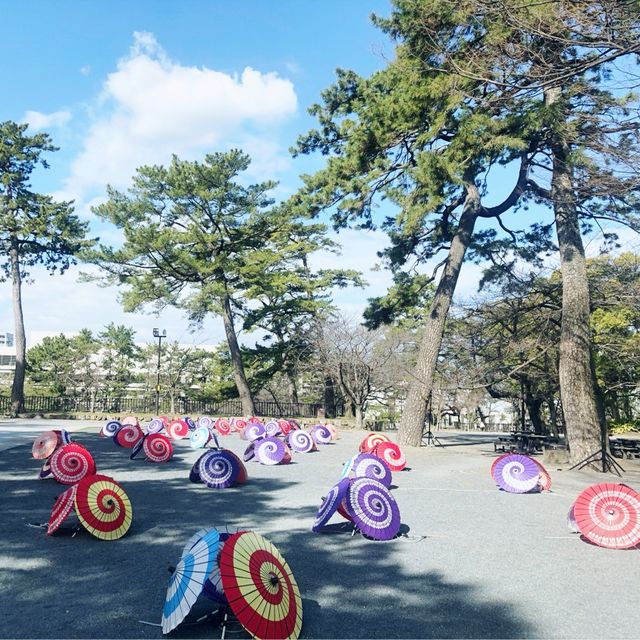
[47,485,78,535]
[74,473,132,540]
[339,455,357,480]
[310,425,332,445]
[372,441,407,472]
[490,453,510,480]
[180,527,227,604]
[215,417,231,436]
[325,424,339,440]
[184,416,196,431]
[243,442,256,462]
[50,443,96,485]
[492,453,540,494]
[38,457,53,480]
[130,435,147,460]
[233,418,248,433]
[225,449,248,484]
[278,419,292,436]
[162,528,221,634]
[359,432,390,453]
[219,530,303,640]
[572,482,640,549]
[102,420,122,437]
[197,416,213,430]
[312,478,350,533]
[198,450,241,489]
[351,453,392,488]
[265,420,282,437]
[255,437,287,465]
[143,433,173,462]
[567,503,580,533]
[54,429,73,445]
[121,415,139,427]
[115,423,144,448]
[346,477,401,540]
[532,458,552,492]
[32,431,59,460]
[189,454,204,483]
[145,418,164,434]
[286,430,316,453]
[167,419,189,440]
[189,426,211,449]
[244,422,266,442]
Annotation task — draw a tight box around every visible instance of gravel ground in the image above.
[0,420,638,639]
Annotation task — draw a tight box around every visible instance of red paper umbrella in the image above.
[116,424,144,448]
[372,441,406,472]
[50,444,96,485]
[47,485,78,535]
[219,531,303,640]
[278,419,292,436]
[532,458,552,492]
[215,418,231,436]
[143,434,173,462]
[573,483,640,549]
[121,415,139,427]
[337,498,353,522]
[225,450,248,484]
[32,431,59,460]
[359,432,390,453]
[167,420,189,440]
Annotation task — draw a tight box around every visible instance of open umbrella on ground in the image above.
[532,458,552,492]
[351,453,392,488]
[286,430,316,453]
[224,450,248,484]
[255,437,288,465]
[197,416,213,430]
[310,425,332,445]
[359,432,391,453]
[215,418,231,436]
[346,477,401,541]
[47,485,78,535]
[198,450,241,489]
[278,419,292,436]
[145,418,164,434]
[189,426,211,449]
[180,527,227,604]
[101,420,122,437]
[490,453,510,479]
[38,457,53,480]
[567,503,580,533]
[121,415,139,427]
[339,456,357,480]
[184,416,196,431]
[244,422,266,442]
[162,528,221,634]
[243,442,256,462]
[143,434,173,462]
[313,478,351,533]
[265,420,282,437]
[74,473,132,540]
[130,435,147,460]
[53,430,73,445]
[372,441,407,472]
[492,453,540,494]
[115,424,144,448]
[50,444,96,485]
[32,431,59,460]
[325,424,339,440]
[573,483,640,549]
[219,530,303,640]
[167,420,189,440]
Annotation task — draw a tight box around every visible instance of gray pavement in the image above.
[0,420,639,639]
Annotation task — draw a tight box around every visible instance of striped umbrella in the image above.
[121,415,139,427]
[180,527,227,604]
[184,416,196,431]
[197,416,213,430]
[224,450,248,484]
[492,454,540,493]
[490,453,510,480]
[189,426,211,449]
[347,477,401,540]
[50,444,96,485]
[162,529,220,634]
[116,424,144,448]
[38,457,53,480]
[219,531,302,640]
[47,485,78,535]
[286,430,316,453]
[74,474,132,540]
[278,419,292,436]
[145,418,165,434]
[532,458,552,492]
[310,425,332,445]
[198,450,241,489]
[339,455,357,480]
[372,441,406,472]
[129,435,147,460]
[53,430,73,445]
[167,420,189,440]
[243,442,256,462]
[573,483,640,549]
[313,478,350,533]
[359,432,391,453]
[244,422,266,442]
[32,431,59,460]
[214,417,231,436]
[351,453,392,488]
[255,437,287,465]
[265,420,282,437]
[101,420,122,438]
[143,434,173,462]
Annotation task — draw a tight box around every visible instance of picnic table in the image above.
[610,437,640,459]
[493,432,551,454]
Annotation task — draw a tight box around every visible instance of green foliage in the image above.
[609,421,640,435]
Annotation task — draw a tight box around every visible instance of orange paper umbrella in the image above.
[74,473,132,540]
[219,531,302,640]
[358,432,390,453]
[50,444,96,485]
[32,431,59,460]
[48,485,78,535]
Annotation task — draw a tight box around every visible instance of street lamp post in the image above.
[153,328,167,415]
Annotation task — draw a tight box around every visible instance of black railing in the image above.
[0,395,324,418]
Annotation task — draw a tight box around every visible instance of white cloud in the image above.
[80,65,91,76]
[65,31,297,200]
[22,109,71,131]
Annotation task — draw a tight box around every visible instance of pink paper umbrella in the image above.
[372,441,407,472]
[215,418,231,436]
[167,419,189,440]
[48,485,78,535]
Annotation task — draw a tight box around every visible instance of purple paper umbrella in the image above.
[145,418,165,434]
[198,450,240,489]
[286,429,316,453]
[492,454,540,493]
[189,427,211,449]
[255,437,286,465]
[264,420,282,437]
[351,453,392,488]
[197,416,213,430]
[346,477,401,541]
[243,442,256,462]
[310,425,332,445]
[189,453,204,483]
[102,420,122,437]
[184,416,197,431]
[244,422,266,442]
[312,478,351,533]
[38,457,53,480]
[567,503,580,533]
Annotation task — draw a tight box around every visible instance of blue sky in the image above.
[1,1,638,349]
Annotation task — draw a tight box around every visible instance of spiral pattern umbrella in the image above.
[255,437,287,465]
[359,432,391,453]
[265,420,282,437]
[225,450,248,484]
[197,416,213,430]
[313,478,350,533]
[102,420,122,438]
[116,424,144,448]
[286,430,316,453]
[490,453,510,480]
[278,419,292,436]
[532,458,552,492]
[310,425,332,445]
[325,424,339,440]
[32,431,59,460]
[234,418,248,433]
[244,422,266,442]
[573,482,640,549]
[145,418,164,434]
[48,485,78,535]
[189,427,211,449]
[351,453,392,488]
[492,454,540,493]
[50,444,96,485]
[372,441,407,472]
[184,416,196,431]
[74,473,132,540]
[198,450,241,489]
[215,417,231,436]
[167,420,189,440]
[121,415,139,427]
[130,435,147,460]
[243,442,256,462]
[162,528,220,634]
[219,531,303,640]
[346,477,401,541]
[38,457,53,480]
[143,434,173,462]
[189,454,204,483]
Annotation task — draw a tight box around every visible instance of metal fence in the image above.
[0,395,324,418]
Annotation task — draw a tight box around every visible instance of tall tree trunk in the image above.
[398,184,481,446]
[354,404,365,430]
[323,376,336,418]
[551,140,601,463]
[220,294,256,416]
[10,238,26,417]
